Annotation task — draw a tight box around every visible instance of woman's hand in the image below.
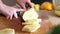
[0,5,25,20]
[16,0,33,10]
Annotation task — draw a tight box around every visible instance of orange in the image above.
[41,2,53,11]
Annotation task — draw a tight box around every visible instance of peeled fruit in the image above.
[34,4,40,11]
[22,24,40,32]
[22,19,41,32]
[0,28,15,34]
[22,8,41,32]
[41,2,52,11]
[23,8,38,21]
[32,3,40,11]
[22,19,41,25]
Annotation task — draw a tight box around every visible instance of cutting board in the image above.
[0,10,58,34]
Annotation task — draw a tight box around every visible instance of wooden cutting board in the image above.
[0,10,58,34]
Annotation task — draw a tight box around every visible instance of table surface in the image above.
[0,10,60,34]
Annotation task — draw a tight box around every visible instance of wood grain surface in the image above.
[0,10,59,34]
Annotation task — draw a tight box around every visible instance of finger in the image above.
[13,11,18,18]
[6,16,9,19]
[9,15,13,20]
[13,6,26,11]
[27,1,33,8]
[15,9,26,12]
[19,3,26,9]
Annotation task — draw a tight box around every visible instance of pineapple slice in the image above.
[22,19,42,25]
[22,8,41,32]
[22,24,40,32]
[23,8,38,21]
[0,28,15,34]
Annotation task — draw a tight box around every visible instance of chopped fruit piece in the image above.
[22,19,41,25]
[22,24,40,32]
[23,8,38,21]
[0,28,15,34]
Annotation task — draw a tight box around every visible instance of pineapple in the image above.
[22,24,40,32]
[22,8,38,21]
[22,8,41,32]
[0,28,15,34]
[22,19,41,25]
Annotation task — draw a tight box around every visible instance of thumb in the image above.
[27,1,33,8]
[14,7,26,12]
